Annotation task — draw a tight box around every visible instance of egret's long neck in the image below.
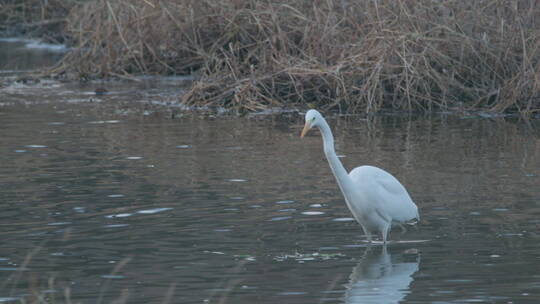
[318,118,356,196]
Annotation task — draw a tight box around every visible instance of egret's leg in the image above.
[361,226,372,243]
[381,224,390,244]
[398,223,407,234]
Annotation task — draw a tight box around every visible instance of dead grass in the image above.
[50,0,540,115]
[0,241,161,304]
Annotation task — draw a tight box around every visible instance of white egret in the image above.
[301,110,419,243]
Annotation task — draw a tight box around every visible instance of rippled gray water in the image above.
[1,102,539,303]
[1,38,540,304]
[0,38,65,74]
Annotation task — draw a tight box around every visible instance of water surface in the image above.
[0,38,540,304]
[1,101,539,303]
[0,38,66,75]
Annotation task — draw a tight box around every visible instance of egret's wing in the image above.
[374,175,418,222]
[349,166,419,223]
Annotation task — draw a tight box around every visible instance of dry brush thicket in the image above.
[38,0,540,114]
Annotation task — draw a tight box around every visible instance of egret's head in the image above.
[301,109,322,138]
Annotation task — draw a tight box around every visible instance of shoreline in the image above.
[2,0,540,116]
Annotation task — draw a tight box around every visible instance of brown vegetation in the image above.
[39,0,540,114]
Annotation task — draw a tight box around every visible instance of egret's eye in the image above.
[311,117,316,122]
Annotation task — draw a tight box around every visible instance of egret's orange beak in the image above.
[300,122,311,138]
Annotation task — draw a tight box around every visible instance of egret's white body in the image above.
[301,110,419,243]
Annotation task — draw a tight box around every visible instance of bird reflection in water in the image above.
[344,245,420,304]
